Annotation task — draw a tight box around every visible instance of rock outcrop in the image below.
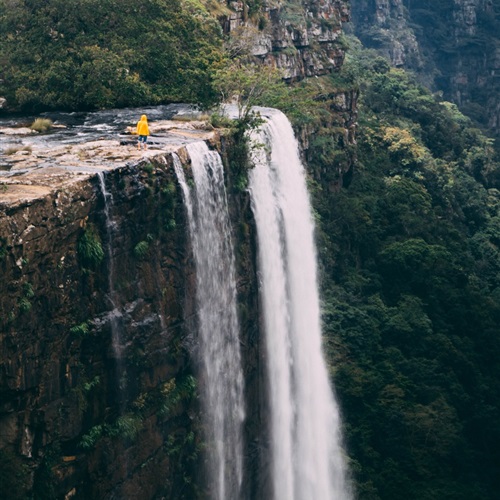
[221,0,350,79]
[0,111,264,498]
[0,0,356,495]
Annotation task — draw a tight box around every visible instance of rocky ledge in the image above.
[0,118,217,207]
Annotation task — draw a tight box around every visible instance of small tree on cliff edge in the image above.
[213,59,286,126]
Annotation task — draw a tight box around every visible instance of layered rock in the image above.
[0,114,264,498]
[222,0,350,79]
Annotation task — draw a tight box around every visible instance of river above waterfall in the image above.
[0,104,200,146]
[0,105,217,206]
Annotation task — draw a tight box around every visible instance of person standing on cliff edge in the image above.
[136,114,149,151]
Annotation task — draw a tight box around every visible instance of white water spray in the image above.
[249,110,351,500]
[174,146,245,500]
[96,172,126,401]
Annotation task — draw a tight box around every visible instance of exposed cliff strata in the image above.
[222,0,350,79]
[349,0,423,70]
[0,115,265,498]
[350,0,500,135]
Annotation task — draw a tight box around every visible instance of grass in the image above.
[30,118,53,133]
[5,145,32,155]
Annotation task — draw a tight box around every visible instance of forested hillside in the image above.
[311,39,500,499]
[0,0,225,111]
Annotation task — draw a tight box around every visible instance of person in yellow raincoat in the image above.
[136,114,149,150]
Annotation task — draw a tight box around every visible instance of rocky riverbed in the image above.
[0,105,216,206]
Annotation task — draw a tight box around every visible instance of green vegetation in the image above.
[22,282,35,299]
[313,41,500,499]
[158,374,197,418]
[133,240,150,260]
[18,297,32,314]
[70,321,91,337]
[0,0,225,112]
[30,118,53,133]
[78,223,104,269]
[353,0,500,134]
[80,414,142,450]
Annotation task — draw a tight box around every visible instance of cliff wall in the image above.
[0,1,355,496]
[0,148,208,498]
[350,0,500,135]
[221,0,350,79]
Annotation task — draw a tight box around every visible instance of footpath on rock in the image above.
[0,105,216,206]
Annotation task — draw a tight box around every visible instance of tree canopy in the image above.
[312,40,500,499]
[0,0,225,111]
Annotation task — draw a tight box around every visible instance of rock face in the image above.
[0,0,355,495]
[0,123,243,498]
[350,0,500,135]
[222,0,350,79]
[349,0,423,71]
[0,153,189,498]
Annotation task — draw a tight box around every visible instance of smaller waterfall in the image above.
[249,110,351,500]
[96,171,126,402]
[173,146,245,500]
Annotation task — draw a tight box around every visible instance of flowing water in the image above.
[174,145,245,500]
[96,171,127,405]
[248,110,352,500]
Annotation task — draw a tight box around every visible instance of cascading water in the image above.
[96,171,126,404]
[173,146,245,500]
[249,110,352,500]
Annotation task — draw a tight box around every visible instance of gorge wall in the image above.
[221,0,350,79]
[349,0,500,135]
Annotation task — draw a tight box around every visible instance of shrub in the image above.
[134,240,150,259]
[30,118,53,133]
[78,224,104,269]
[18,297,32,314]
[22,282,34,298]
[70,321,90,337]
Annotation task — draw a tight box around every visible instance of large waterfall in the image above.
[249,110,351,500]
[173,144,245,500]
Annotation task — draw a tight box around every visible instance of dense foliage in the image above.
[312,42,500,499]
[0,0,225,111]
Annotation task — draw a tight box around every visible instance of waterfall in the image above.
[96,171,126,404]
[248,110,351,500]
[173,145,245,500]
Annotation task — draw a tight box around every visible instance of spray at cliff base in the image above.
[248,109,352,500]
[173,145,245,500]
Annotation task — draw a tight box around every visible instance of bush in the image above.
[30,118,53,133]
[133,240,149,259]
[78,224,104,269]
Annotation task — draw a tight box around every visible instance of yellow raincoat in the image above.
[136,115,149,136]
